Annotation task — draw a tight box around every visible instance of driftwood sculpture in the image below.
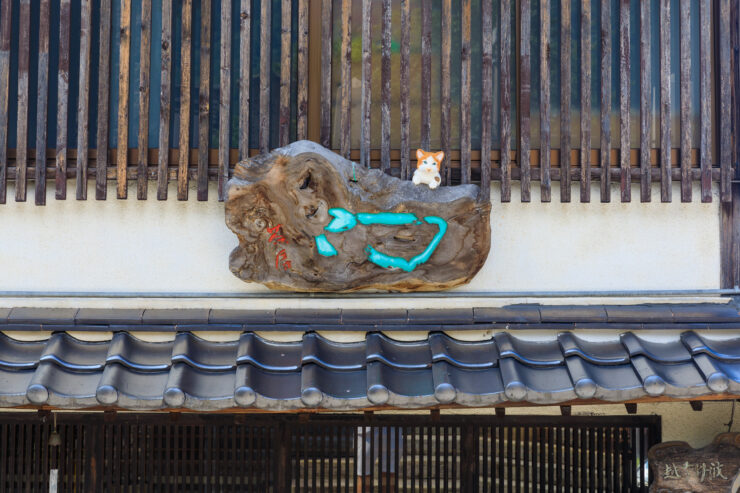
[225,141,491,292]
[648,433,740,492]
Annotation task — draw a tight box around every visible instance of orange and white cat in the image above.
[412,149,444,189]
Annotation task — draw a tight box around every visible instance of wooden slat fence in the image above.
[0,0,735,205]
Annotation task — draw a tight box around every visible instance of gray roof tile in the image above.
[408,308,474,325]
[142,309,210,325]
[0,303,739,410]
[8,307,78,324]
[76,308,144,325]
[473,305,541,323]
[275,309,341,325]
[209,309,274,325]
[540,305,608,323]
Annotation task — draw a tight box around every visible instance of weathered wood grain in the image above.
[339,0,351,159]
[239,0,251,160]
[381,0,392,174]
[76,0,92,200]
[480,0,493,202]
[178,0,192,200]
[560,0,571,202]
[580,0,591,202]
[320,0,333,148]
[600,0,610,202]
[400,0,411,180]
[660,0,671,202]
[519,0,531,200]
[500,0,511,202]
[96,0,112,200]
[197,0,211,201]
[226,143,490,292]
[460,0,472,184]
[420,0,431,150]
[279,0,292,147]
[35,0,51,205]
[116,0,132,200]
[679,0,691,202]
[157,0,172,200]
[640,0,651,202]
[259,0,272,153]
[441,0,451,183]
[540,0,551,202]
[719,0,732,202]
[699,0,711,202]
[0,0,12,203]
[360,0,371,167]
[219,0,231,201]
[56,0,71,200]
[296,0,309,140]
[138,0,152,199]
[619,0,630,202]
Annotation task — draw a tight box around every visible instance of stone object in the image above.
[225,141,491,292]
[648,433,740,492]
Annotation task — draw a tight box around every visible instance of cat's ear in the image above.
[416,149,425,160]
[434,151,445,163]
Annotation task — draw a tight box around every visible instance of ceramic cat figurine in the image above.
[412,149,444,189]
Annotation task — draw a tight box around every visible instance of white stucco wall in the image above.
[0,181,720,300]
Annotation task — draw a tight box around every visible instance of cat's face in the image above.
[416,149,444,172]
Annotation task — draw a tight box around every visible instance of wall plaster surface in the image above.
[0,181,720,297]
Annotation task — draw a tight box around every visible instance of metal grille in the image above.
[0,412,660,492]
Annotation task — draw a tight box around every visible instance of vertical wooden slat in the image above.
[259,0,271,153]
[501,0,512,202]
[197,0,211,201]
[441,0,451,182]
[679,0,691,202]
[239,0,251,159]
[15,0,30,202]
[320,0,333,148]
[381,0,392,173]
[360,0,371,167]
[460,0,472,184]
[178,0,192,200]
[138,0,153,200]
[480,0,493,202]
[400,0,411,180]
[719,0,732,202]
[640,0,651,202]
[279,0,292,147]
[157,0,172,200]
[619,0,630,202]
[600,0,611,202]
[219,0,231,201]
[560,0,571,202]
[339,0,351,159]
[0,0,10,204]
[35,0,51,206]
[700,0,711,202]
[660,0,671,202]
[297,0,309,140]
[421,0,431,150]
[76,0,92,200]
[580,0,591,202]
[541,0,551,202]
[519,0,531,200]
[116,0,132,200]
[56,0,71,200]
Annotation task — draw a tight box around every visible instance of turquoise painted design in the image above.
[316,208,448,272]
[364,216,447,272]
[314,234,338,257]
